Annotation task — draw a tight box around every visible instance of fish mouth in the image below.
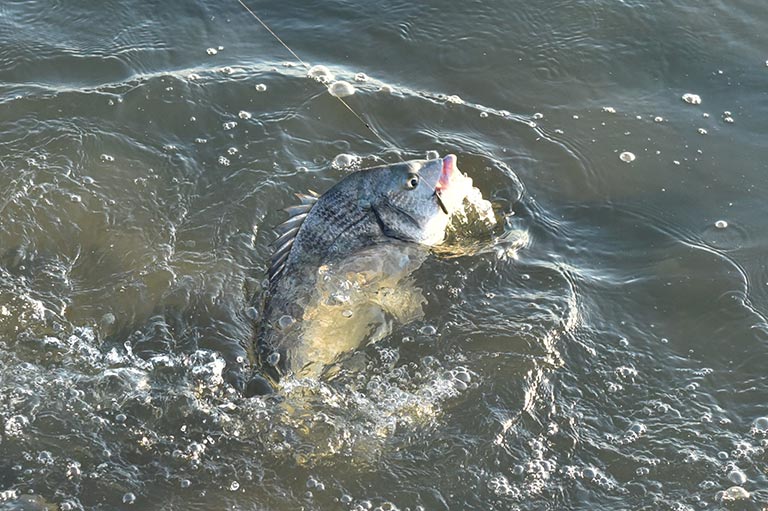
[434,154,456,215]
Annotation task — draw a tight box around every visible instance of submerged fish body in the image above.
[250,154,467,393]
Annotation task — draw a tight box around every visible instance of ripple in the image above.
[437,35,500,73]
[700,220,750,251]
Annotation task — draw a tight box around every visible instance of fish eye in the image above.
[405,174,420,190]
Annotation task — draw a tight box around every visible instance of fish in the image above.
[245,154,470,396]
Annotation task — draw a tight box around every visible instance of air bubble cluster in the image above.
[682,93,702,105]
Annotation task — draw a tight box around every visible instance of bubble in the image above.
[342,309,353,318]
[122,493,136,504]
[266,352,280,366]
[619,151,636,163]
[206,48,218,55]
[238,110,252,119]
[379,84,394,93]
[445,95,464,104]
[255,83,267,92]
[180,479,191,488]
[654,116,664,122]
[332,153,359,169]
[354,73,369,82]
[187,73,200,81]
[66,461,81,479]
[479,111,489,118]
[195,138,207,144]
[218,156,230,166]
[229,481,240,491]
[100,154,115,162]
[328,81,356,98]
[697,128,708,135]
[582,467,597,480]
[728,469,747,485]
[278,315,294,329]
[419,325,437,336]
[487,474,516,496]
[115,413,127,423]
[714,220,728,229]
[602,106,616,114]
[222,121,237,130]
[616,366,638,380]
[753,416,768,433]
[425,150,440,160]
[308,65,334,83]
[37,451,54,465]
[721,486,749,501]
[245,307,259,320]
[532,112,544,120]
[227,147,238,155]
[4,415,29,437]
[724,116,734,124]
[682,93,702,105]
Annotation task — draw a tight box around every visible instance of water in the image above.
[1,0,768,509]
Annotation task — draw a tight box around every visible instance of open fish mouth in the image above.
[434,154,456,215]
[437,154,457,192]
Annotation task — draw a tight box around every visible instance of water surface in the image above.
[1,0,768,509]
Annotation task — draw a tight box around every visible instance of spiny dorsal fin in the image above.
[268,249,290,282]
[267,190,319,284]
[296,190,319,204]
[274,212,308,236]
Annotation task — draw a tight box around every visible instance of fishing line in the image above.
[235,0,396,152]
[235,0,450,207]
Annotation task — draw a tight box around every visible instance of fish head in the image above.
[369,154,464,246]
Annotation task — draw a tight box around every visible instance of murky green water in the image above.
[2,0,768,509]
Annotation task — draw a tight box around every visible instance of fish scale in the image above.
[247,155,461,395]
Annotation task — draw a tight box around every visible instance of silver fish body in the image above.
[249,155,461,394]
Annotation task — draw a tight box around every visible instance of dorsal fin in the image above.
[274,212,308,235]
[295,190,319,205]
[267,190,320,284]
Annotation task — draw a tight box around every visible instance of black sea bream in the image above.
[248,154,474,394]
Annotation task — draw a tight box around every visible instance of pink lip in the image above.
[436,154,456,191]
